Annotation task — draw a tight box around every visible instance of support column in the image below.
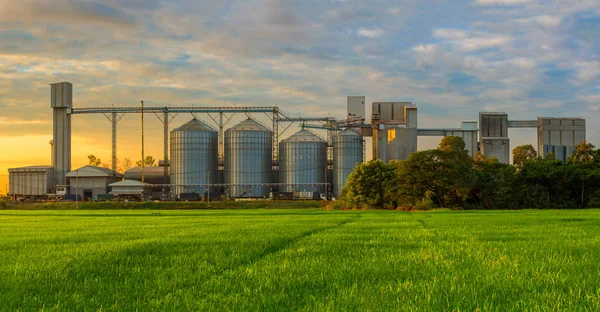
[112,112,117,174]
[219,112,224,161]
[163,110,169,185]
[273,108,279,161]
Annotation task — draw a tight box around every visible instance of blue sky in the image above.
[0,0,599,175]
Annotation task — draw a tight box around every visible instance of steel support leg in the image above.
[112,112,117,174]
[163,110,169,185]
[273,108,279,161]
[219,112,224,161]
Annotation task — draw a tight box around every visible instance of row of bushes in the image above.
[332,137,600,210]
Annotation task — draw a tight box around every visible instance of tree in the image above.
[439,136,468,155]
[87,154,101,166]
[121,158,133,172]
[569,142,600,207]
[469,159,516,209]
[474,151,486,162]
[512,144,537,168]
[402,146,475,209]
[571,141,596,164]
[136,156,157,167]
[340,160,397,209]
[515,156,572,208]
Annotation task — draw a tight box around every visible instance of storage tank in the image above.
[333,129,363,197]
[170,118,218,197]
[224,118,272,198]
[279,129,327,193]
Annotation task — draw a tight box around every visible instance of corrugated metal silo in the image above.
[279,129,327,193]
[333,129,363,197]
[224,118,272,198]
[170,118,218,196]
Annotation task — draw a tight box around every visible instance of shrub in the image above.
[413,198,436,211]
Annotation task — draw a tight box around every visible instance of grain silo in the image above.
[279,129,327,193]
[333,129,363,197]
[170,118,218,197]
[224,118,272,198]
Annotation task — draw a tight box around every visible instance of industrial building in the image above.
[6,82,589,200]
[66,166,123,201]
[109,180,152,199]
[8,166,55,198]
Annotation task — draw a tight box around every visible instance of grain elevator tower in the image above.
[51,82,72,187]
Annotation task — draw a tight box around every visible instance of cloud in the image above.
[432,28,511,51]
[586,97,600,112]
[434,29,468,40]
[572,61,600,85]
[516,15,562,27]
[0,0,599,177]
[536,101,564,109]
[0,117,50,125]
[0,0,136,27]
[357,27,384,38]
[475,0,532,6]
[459,35,511,51]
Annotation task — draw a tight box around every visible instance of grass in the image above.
[1,209,599,311]
[1,200,324,210]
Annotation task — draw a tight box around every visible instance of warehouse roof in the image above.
[8,165,53,172]
[66,166,123,178]
[125,166,166,174]
[109,179,152,187]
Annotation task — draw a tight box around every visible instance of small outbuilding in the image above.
[66,166,123,201]
[109,179,152,200]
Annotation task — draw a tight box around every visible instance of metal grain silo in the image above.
[333,129,363,197]
[279,129,327,193]
[170,118,218,197]
[224,118,272,198]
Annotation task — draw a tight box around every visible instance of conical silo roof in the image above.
[282,129,326,143]
[227,118,270,132]
[173,118,216,132]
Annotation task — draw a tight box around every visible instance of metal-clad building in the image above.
[170,118,218,196]
[8,166,54,197]
[537,118,586,158]
[333,129,363,197]
[543,145,578,163]
[279,129,327,193]
[125,167,169,185]
[225,118,272,198]
[66,166,123,201]
[479,112,510,164]
[373,102,418,162]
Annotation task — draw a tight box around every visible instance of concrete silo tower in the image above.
[50,82,72,187]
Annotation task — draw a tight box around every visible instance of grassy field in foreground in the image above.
[1,209,599,311]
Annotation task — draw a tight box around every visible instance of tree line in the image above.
[86,155,157,172]
[335,137,600,210]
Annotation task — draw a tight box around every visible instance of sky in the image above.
[1,0,599,194]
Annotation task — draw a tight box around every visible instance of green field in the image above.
[1,209,599,311]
